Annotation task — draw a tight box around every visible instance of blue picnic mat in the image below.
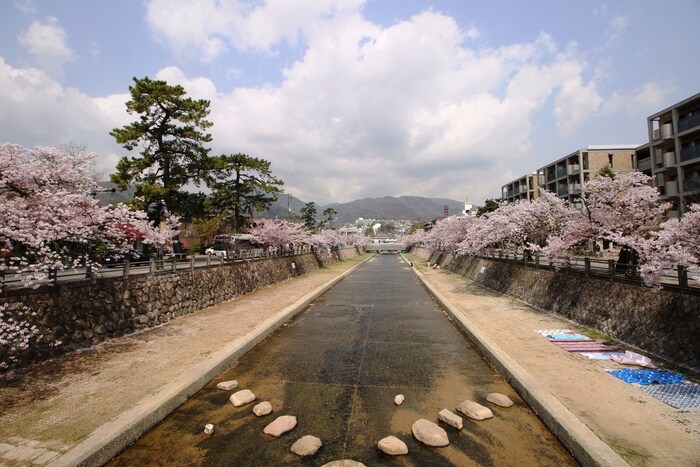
[547,333,590,340]
[639,382,700,409]
[607,369,686,385]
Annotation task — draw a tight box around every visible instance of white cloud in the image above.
[603,82,666,117]
[145,0,366,60]
[0,58,128,175]
[18,16,76,76]
[198,12,605,204]
[3,6,626,205]
[155,67,219,100]
[14,0,36,15]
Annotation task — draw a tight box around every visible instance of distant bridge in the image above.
[365,242,405,252]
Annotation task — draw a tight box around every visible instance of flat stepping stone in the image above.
[229,389,256,407]
[411,419,449,447]
[253,401,272,416]
[322,460,366,467]
[377,435,408,455]
[263,415,297,437]
[457,400,493,420]
[216,380,238,390]
[438,408,463,429]
[487,392,514,408]
[291,435,322,456]
[394,394,404,405]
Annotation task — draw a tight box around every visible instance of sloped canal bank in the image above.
[109,254,576,465]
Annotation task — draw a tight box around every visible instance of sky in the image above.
[1,0,699,206]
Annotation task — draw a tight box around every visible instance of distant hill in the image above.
[258,195,464,224]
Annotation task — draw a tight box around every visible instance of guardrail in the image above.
[1,246,315,291]
[474,249,697,291]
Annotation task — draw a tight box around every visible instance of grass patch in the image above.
[608,439,652,464]
[40,426,89,444]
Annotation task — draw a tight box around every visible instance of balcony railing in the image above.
[636,157,652,171]
[567,164,580,175]
[678,112,700,133]
[556,168,567,179]
[680,146,700,163]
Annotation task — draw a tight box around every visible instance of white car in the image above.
[205,244,228,258]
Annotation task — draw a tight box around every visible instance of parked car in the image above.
[102,249,150,267]
[205,234,261,259]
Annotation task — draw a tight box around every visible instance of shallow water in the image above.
[109,254,577,466]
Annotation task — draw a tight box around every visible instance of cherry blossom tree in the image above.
[248,219,309,253]
[421,217,474,252]
[543,171,670,261]
[640,204,700,285]
[1,143,175,369]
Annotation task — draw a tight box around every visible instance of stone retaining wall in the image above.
[412,247,700,371]
[1,249,361,370]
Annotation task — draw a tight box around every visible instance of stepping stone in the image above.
[253,401,272,416]
[263,415,297,437]
[411,419,449,447]
[217,380,238,391]
[394,394,404,405]
[229,389,256,407]
[457,400,493,420]
[438,408,463,429]
[291,435,322,456]
[377,435,408,455]
[322,460,366,467]
[487,392,514,408]
[203,424,214,435]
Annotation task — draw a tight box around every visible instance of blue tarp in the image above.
[607,369,686,385]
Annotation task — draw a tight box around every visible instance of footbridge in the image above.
[364,242,405,253]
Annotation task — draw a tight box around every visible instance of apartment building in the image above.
[635,92,700,217]
[501,174,539,203]
[502,146,636,206]
[535,146,636,207]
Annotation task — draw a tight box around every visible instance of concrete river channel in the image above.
[109,254,576,466]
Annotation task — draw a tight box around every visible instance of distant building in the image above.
[535,145,637,208]
[634,92,700,217]
[501,146,637,208]
[462,198,477,217]
[501,174,539,204]
[338,226,362,236]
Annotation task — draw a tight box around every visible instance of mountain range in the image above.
[260,195,465,225]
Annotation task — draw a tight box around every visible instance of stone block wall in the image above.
[412,247,700,371]
[0,253,334,370]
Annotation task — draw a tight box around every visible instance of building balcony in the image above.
[567,164,580,175]
[557,187,569,197]
[678,112,700,133]
[661,123,673,139]
[665,180,679,196]
[663,151,676,167]
[556,168,567,179]
[636,157,652,171]
[680,146,700,163]
[569,183,582,194]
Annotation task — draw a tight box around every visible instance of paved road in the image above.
[109,254,574,466]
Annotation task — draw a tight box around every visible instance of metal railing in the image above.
[477,249,697,291]
[1,246,315,292]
